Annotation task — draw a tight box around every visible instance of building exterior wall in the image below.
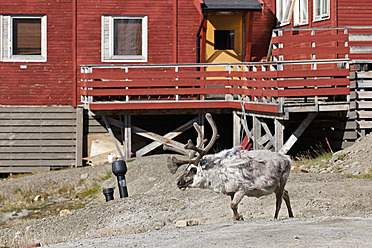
[0,0,74,106]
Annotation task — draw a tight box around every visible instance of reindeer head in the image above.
[163,113,219,189]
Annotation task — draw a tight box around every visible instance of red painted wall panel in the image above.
[0,0,74,106]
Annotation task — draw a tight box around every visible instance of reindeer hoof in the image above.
[233,215,244,221]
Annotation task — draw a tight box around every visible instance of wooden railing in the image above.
[80,59,350,113]
[271,26,372,62]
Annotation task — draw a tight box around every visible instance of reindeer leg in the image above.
[274,186,284,220]
[230,191,245,221]
[282,189,294,218]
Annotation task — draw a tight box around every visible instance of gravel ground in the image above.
[1,133,372,247]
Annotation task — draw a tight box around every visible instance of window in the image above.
[293,0,308,26]
[214,30,234,50]
[102,15,148,62]
[1,15,47,62]
[313,0,330,21]
[276,0,294,26]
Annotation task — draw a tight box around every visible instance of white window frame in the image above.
[276,0,294,26]
[293,0,308,26]
[313,0,330,22]
[1,15,47,62]
[101,15,148,62]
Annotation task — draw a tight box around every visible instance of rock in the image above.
[59,209,72,216]
[80,173,89,180]
[175,219,200,227]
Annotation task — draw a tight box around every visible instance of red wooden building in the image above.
[1,0,372,172]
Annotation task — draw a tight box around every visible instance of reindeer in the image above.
[164,113,294,221]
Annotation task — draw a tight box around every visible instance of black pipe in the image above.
[196,11,207,64]
[112,160,128,198]
[103,188,114,202]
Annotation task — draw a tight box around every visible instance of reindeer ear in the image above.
[167,157,179,174]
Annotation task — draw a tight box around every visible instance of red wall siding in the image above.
[0,0,74,106]
[337,0,372,26]
[76,0,177,65]
[176,0,200,63]
[251,1,277,61]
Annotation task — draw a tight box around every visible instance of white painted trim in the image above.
[313,0,330,22]
[1,15,47,62]
[101,15,148,63]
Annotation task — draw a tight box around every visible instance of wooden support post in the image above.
[102,115,125,161]
[75,107,83,167]
[261,121,274,150]
[124,114,132,159]
[253,116,261,150]
[233,111,241,147]
[197,112,205,146]
[274,119,284,152]
[279,113,317,155]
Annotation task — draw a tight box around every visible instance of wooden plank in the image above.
[277,78,349,88]
[0,106,75,113]
[0,119,77,126]
[2,153,76,160]
[0,139,76,146]
[356,91,372,99]
[279,113,317,155]
[132,125,187,152]
[0,112,76,119]
[272,33,349,43]
[252,116,261,150]
[274,119,284,152]
[102,115,125,160]
[0,160,75,166]
[278,87,349,97]
[0,167,51,173]
[349,34,372,41]
[356,80,372,88]
[0,126,76,133]
[357,120,372,128]
[0,147,75,153]
[277,69,349,78]
[357,101,372,108]
[76,107,84,167]
[357,110,372,118]
[356,71,372,78]
[0,133,76,139]
[350,46,372,53]
[136,116,197,157]
[233,112,241,147]
[87,101,280,112]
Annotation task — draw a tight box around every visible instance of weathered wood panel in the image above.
[0,106,81,173]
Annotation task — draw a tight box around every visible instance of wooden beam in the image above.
[102,115,125,160]
[274,119,284,152]
[136,117,197,157]
[131,125,187,152]
[279,113,317,154]
[124,114,132,159]
[75,107,83,167]
[253,116,261,150]
[233,111,241,147]
[260,120,275,150]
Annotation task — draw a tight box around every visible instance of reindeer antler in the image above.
[164,113,219,174]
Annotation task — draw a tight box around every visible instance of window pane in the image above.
[13,18,41,55]
[114,19,142,56]
[214,30,234,50]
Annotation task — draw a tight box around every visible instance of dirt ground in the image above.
[1,133,372,247]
